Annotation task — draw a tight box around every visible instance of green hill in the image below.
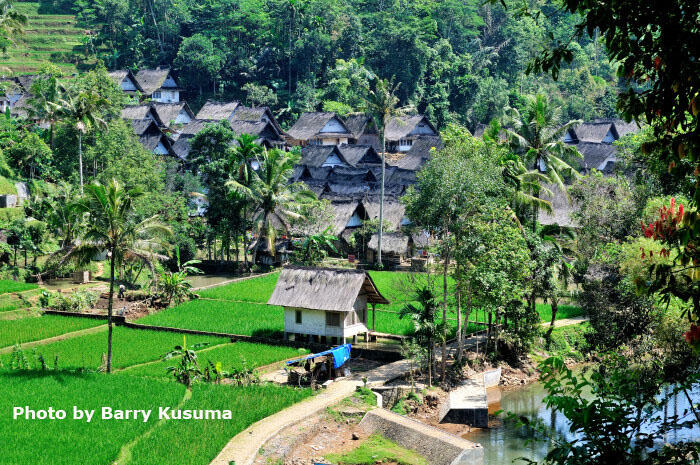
[0,2,91,75]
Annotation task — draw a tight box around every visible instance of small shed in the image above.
[268,266,389,344]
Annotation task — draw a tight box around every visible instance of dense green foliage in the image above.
[0,279,37,294]
[66,0,620,128]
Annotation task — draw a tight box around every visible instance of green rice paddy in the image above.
[0,314,102,349]
[0,370,312,465]
[0,279,38,295]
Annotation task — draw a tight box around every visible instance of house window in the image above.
[295,310,302,324]
[399,138,413,147]
[153,91,161,99]
[326,312,341,327]
[309,138,322,146]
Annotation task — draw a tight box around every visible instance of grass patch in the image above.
[0,371,185,465]
[197,272,280,302]
[121,341,307,378]
[536,303,585,323]
[0,326,225,369]
[0,314,102,348]
[325,433,428,465]
[0,279,38,295]
[546,322,590,360]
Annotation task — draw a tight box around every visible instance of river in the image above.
[464,380,700,465]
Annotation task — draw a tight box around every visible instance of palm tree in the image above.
[27,68,62,149]
[504,94,582,228]
[399,287,444,387]
[363,76,412,266]
[54,90,110,194]
[70,180,171,372]
[0,0,26,53]
[227,147,316,264]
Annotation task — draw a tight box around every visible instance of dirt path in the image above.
[210,379,362,465]
[0,324,107,354]
[541,316,589,328]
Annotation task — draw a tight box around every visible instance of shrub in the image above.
[50,290,98,313]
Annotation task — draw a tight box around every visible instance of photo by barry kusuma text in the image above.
[12,406,236,422]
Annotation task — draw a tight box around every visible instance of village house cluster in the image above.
[0,67,639,267]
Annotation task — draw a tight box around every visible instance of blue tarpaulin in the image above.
[286,344,351,369]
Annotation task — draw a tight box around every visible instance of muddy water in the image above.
[465,381,700,465]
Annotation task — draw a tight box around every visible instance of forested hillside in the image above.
[38,0,619,128]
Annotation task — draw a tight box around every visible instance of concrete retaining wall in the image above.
[359,409,483,465]
[439,378,489,428]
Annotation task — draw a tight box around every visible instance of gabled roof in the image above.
[121,104,165,126]
[195,100,240,120]
[268,266,389,312]
[575,142,617,172]
[344,114,375,138]
[612,119,639,138]
[300,145,352,168]
[231,105,286,136]
[569,121,617,144]
[390,136,442,170]
[339,144,383,166]
[107,70,143,92]
[151,102,194,127]
[538,184,576,227]
[384,115,438,141]
[172,137,191,161]
[363,199,406,231]
[177,119,210,137]
[287,112,352,140]
[16,75,37,92]
[229,120,284,143]
[330,200,366,235]
[135,67,177,95]
[131,118,157,136]
[367,232,409,255]
[131,119,175,156]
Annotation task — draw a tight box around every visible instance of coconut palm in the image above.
[504,94,582,228]
[362,76,412,266]
[227,147,316,264]
[0,0,26,53]
[54,90,110,194]
[69,180,171,372]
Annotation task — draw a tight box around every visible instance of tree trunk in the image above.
[377,128,386,267]
[106,249,115,373]
[78,131,84,195]
[544,296,558,345]
[441,233,449,382]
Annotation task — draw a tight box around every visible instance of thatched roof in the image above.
[363,200,406,230]
[108,70,143,92]
[196,100,240,120]
[367,232,409,255]
[612,119,639,138]
[391,136,442,170]
[344,114,375,138]
[135,67,177,95]
[300,145,350,168]
[10,93,30,118]
[172,138,191,160]
[384,167,417,187]
[575,142,617,172]
[287,112,352,140]
[268,266,389,311]
[538,184,576,227]
[121,105,165,126]
[229,120,284,143]
[328,166,377,184]
[570,121,616,144]
[330,200,365,235]
[178,119,210,137]
[384,115,437,141]
[131,118,156,136]
[151,102,194,126]
[339,144,383,166]
[16,75,37,92]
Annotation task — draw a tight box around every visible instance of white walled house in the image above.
[135,67,181,103]
[268,266,389,344]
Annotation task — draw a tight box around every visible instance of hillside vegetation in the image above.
[0,2,89,75]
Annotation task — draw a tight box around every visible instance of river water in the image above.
[464,380,700,465]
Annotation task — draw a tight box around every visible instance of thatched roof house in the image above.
[287,112,353,146]
[384,115,438,152]
[269,266,388,343]
[135,67,180,103]
[390,135,442,171]
[538,184,576,227]
[122,104,164,126]
[108,70,143,94]
[367,232,409,256]
[300,145,352,168]
[151,102,194,127]
[338,145,383,166]
[195,100,240,120]
[130,119,175,158]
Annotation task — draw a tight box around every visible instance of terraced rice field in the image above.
[0,2,91,74]
[0,279,38,295]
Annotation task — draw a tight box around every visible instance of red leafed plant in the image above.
[641,198,700,349]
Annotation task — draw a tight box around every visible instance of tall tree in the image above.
[55,90,110,194]
[363,76,411,267]
[71,180,170,372]
[504,94,582,229]
[227,147,316,264]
